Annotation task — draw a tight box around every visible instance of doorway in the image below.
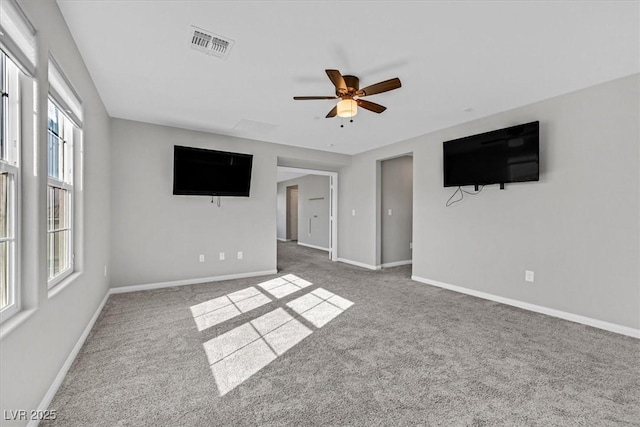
[286,185,299,241]
[379,155,413,268]
[277,167,338,261]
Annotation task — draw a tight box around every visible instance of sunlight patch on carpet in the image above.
[198,282,354,396]
[258,274,313,299]
[288,288,354,327]
[190,286,272,331]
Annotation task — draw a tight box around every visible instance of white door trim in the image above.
[278,166,338,261]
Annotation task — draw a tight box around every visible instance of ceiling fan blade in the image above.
[357,99,387,114]
[293,96,338,100]
[326,106,338,118]
[356,77,401,97]
[326,69,347,93]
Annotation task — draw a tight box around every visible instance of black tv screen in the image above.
[173,145,253,196]
[443,121,539,187]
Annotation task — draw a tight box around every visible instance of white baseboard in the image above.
[381,260,412,268]
[337,257,381,271]
[411,275,640,339]
[297,242,329,252]
[29,290,111,427]
[110,269,278,294]
[277,238,289,242]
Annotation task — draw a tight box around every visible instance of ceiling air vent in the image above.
[189,25,234,59]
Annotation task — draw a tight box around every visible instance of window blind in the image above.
[48,55,83,127]
[0,0,36,76]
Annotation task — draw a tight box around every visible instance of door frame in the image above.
[278,166,338,261]
[377,153,414,269]
[285,185,299,241]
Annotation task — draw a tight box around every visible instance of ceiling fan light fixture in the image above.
[294,69,400,119]
[337,99,358,118]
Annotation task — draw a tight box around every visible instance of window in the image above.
[47,101,74,287]
[0,0,35,322]
[46,55,82,291]
[0,173,14,311]
[0,51,20,319]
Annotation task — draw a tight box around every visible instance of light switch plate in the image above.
[525,270,534,282]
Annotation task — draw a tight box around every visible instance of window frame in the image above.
[46,99,75,289]
[0,50,21,323]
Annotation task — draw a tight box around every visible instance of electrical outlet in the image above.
[199,254,204,263]
[388,209,393,216]
[352,209,356,216]
[219,252,225,261]
[237,251,243,260]
[525,270,534,282]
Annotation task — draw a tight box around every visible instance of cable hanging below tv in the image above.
[173,145,253,197]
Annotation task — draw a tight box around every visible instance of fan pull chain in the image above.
[340,118,355,127]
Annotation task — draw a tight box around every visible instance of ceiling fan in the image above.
[293,69,401,119]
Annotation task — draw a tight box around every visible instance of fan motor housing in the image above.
[339,75,360,97]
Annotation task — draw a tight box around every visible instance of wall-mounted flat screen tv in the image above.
[173,145,253,196]
[443,121,539,187]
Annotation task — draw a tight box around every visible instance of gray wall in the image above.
[0,0,112,422]
[381,156,413,265]
[277,175,331,249]
[339,74,639,329]
[110,119,348,287]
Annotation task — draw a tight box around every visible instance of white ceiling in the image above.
[57,1,639,155]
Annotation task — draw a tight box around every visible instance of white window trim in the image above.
[46,101,75,289]
[0,52,21,323]
[0,163,19,322]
